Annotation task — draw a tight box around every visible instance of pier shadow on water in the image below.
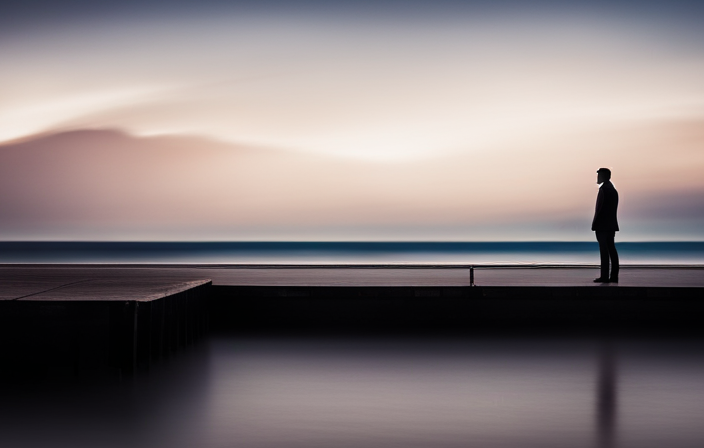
[3,332,704,448]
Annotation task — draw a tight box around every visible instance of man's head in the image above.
[597,168,611,184]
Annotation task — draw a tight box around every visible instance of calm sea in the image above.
[1,241,704,264]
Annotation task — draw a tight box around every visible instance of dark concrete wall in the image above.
[209,285,704,334]
[0,283,211,380]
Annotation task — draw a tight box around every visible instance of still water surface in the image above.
[3,336,704,448]
[2,241,704,264]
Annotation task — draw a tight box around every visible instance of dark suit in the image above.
[592,180,619,280]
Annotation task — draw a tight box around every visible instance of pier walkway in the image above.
[2,264,704,289]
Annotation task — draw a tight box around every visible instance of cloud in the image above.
[1,118,703,240]
[2,10,704,161]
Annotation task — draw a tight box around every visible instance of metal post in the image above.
[470,266,474,287]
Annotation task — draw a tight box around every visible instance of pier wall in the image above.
[0,282,211,380]
[209,285,704,333]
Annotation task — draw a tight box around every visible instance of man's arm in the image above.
[591,188,604,230]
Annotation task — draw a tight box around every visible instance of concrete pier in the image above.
[1,265,703,377]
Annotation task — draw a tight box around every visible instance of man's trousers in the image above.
[596,231,619,280]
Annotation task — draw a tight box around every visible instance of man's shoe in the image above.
[609,277,619,283]
[593,278,609,283]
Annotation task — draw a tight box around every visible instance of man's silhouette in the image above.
[592,168,619,283]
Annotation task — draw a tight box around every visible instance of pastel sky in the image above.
[1,0,704,241]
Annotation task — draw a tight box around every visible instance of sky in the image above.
[1,0,703,241]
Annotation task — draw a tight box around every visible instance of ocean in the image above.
[1,241,704,264]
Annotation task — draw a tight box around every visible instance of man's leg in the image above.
[595,232,610,280]
[607,233,619,281]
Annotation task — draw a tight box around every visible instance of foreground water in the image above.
[3,335,704,448]
[2,241,704,264]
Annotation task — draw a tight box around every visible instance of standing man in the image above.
[592,168,619,283]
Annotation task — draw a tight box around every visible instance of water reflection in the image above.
[597,340,618,448]
[2,336,704,448]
